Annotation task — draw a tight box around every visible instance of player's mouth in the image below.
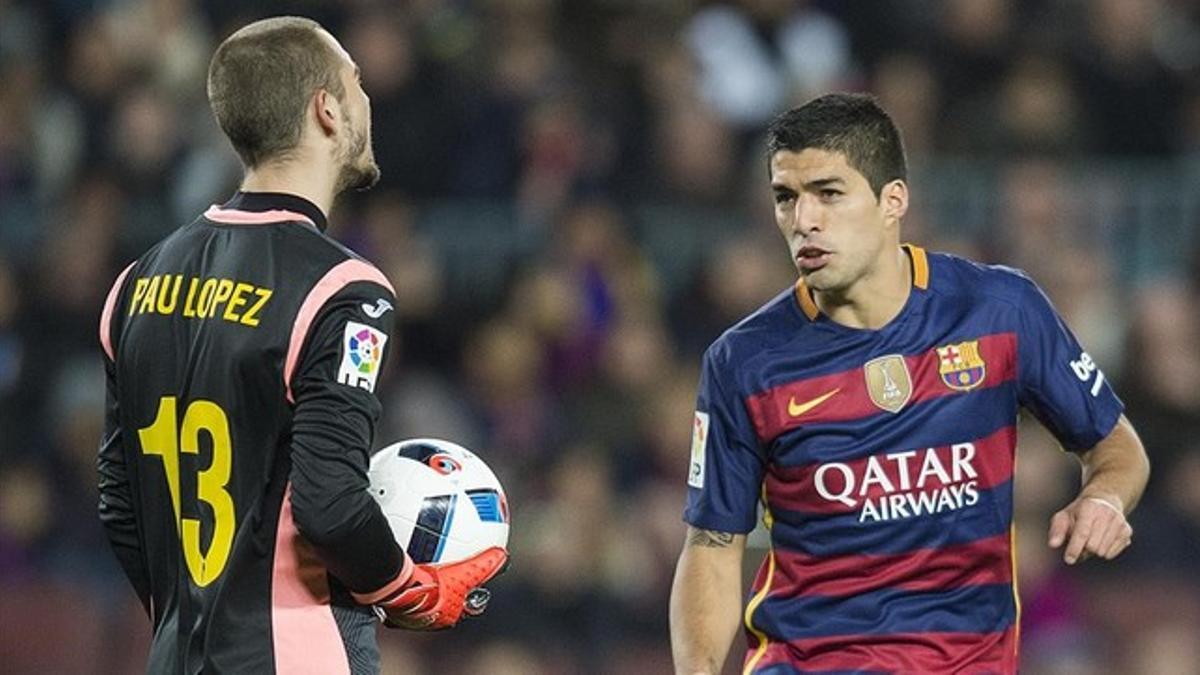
[796,245,832,272]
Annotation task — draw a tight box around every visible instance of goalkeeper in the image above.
[97,17,505,675]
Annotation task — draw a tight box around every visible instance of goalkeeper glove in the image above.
[355,547,508,631]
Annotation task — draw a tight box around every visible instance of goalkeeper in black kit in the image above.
[97,16,506,675]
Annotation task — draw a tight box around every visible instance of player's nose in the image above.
[794,197,823,234]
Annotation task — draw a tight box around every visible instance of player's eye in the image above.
[819,189,842,202]
[774,192,796,205]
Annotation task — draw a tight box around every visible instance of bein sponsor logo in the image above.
[814,443,980,523]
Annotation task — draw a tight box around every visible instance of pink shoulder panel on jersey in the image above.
[99,262,136,361]
[204,205,317,228]
[284,259,395,403]
[271,485,351,675]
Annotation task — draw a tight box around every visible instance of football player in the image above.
[98,17,506,675]
[670,93,1149,674]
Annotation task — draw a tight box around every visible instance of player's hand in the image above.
[1048,494,1132,565]
[374,547,508,631]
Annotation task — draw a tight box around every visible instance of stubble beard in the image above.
[798,259,835,291]
[802,262,856,297]
[335,122,380,194]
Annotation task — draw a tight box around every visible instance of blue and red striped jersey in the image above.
[683,245,1122,674]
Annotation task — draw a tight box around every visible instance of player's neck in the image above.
[240,155,335,219]
[815,246,912,330]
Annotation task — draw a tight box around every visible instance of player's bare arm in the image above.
[671,527,746,675]
[687,528,737,548]
[1048,414,1150,564]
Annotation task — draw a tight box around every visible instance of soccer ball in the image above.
[368,438,510,564]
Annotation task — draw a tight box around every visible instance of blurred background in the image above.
[0,0,1197,673]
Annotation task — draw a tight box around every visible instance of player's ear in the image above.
[313,88,341,138]
[880,179,908,227]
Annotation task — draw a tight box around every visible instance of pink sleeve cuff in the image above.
[350,555,414,605]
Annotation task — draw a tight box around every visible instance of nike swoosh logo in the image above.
[788,388,840,417]
[361,299,394,319]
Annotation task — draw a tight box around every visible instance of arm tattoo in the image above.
[687,528,735,548]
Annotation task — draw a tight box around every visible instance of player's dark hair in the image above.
[766,93,907,197]
[207,16,346,168]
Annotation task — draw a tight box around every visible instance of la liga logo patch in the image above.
[688,411,709,488]
[349,328,382,374]
[338,321,387,392]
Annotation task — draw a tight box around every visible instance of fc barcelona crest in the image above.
[937,340,987,391]
[864,355,912,413]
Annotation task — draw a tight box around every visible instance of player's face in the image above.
[324,32,380,193]
[770,148,894,294]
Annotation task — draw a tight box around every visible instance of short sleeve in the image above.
[1015,274,1123,451]
[683,343,767,533]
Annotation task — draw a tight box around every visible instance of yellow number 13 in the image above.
[138,397,235,587]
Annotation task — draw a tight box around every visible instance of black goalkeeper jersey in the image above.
[98,192,406,675]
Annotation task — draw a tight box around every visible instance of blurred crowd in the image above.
[1,0,1198,673]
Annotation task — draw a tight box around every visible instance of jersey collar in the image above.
[794,243,929,321]
[216,191,329,232]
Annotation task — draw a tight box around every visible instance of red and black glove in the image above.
[353,547,508,631]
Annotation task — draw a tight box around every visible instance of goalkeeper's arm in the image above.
[670,527,747,675]
[97,360,152,615]
[286,287,406,594]
[286,285,507,630]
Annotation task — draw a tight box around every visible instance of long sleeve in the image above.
[287,281,405,594]
[97,358,151,615]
